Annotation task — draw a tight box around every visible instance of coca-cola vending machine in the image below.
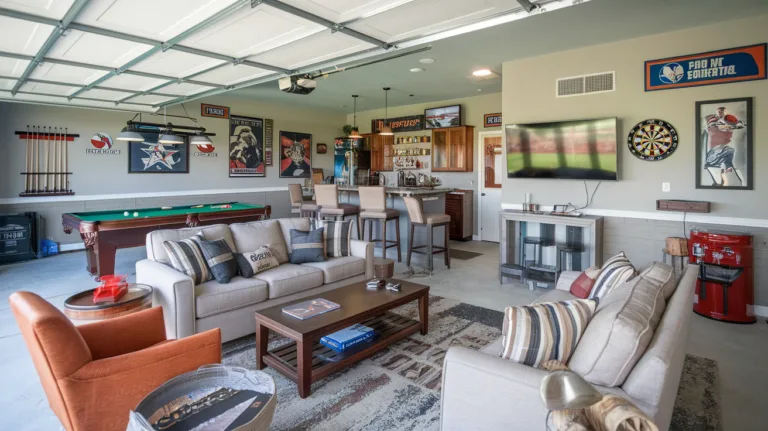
[689,229,755,324]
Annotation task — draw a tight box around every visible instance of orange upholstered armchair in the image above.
[10,291,222,431]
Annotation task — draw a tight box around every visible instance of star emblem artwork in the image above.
[141,143,179,170]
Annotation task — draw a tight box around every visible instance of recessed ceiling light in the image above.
[477,89,482,92]
[410,68,424,73]
[419,58,435,64]
[472,69,493,77]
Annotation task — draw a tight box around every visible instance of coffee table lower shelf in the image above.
[263,312,420,383]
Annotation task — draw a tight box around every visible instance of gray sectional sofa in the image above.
[136,218,373,342]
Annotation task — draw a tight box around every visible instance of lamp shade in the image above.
[379,124,393,136]
[117,127,144,142]
[348,127,362,139]
[189,133,213,145]
[540,370,603,410]
[159,132,184,145]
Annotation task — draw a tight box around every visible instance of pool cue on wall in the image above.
[55,127,61,192]
[25,125,31,193]
[64,126,69,192]
[33,126,39,192]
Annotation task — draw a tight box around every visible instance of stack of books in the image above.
[366,279,386,290]
[320,324,375,352]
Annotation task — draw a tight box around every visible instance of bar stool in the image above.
[403,196,450,273]
[315,184,361,238]
[359,186,401,262]
[288,184,318,218]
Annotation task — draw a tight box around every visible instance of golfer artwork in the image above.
[279,131,312,178]
[229,115,265,177]
[696,98,753,190]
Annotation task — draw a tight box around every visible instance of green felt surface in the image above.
[68,203,263,222]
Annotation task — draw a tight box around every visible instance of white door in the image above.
[479,131,503,242]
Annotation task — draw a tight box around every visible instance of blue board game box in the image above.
[320,324,375,352]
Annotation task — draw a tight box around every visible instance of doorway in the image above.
[478,130,503,242]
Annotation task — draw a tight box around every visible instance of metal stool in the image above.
[403,196,450,274]
[315,184,360,238]
[359,186,401,262]
[522,237,555,290]
[288,184,318,218]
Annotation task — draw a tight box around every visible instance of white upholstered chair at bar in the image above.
[288,183,318,218]
[315,184,361,238]
[359,186,401,262]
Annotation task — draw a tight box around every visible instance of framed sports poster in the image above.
[128,133,189,173]
[425,105,461,129]
[695,97,753,190]
[279,131,311,178]
[229,115,264,177]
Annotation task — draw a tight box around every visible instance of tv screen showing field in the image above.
[505,118,618,181]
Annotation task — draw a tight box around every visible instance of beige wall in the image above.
[0,94,346,198]
[501,14,767,219]
[349,92,503,235]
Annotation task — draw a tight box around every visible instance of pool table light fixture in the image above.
[117,124,144,142]
[189,132,213,145]
[158,125,184,145]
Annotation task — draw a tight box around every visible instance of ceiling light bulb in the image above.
[410,68,424,73]
[472,69,493,77]
[419,58,435,64]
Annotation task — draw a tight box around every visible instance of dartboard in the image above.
[627,119,678,161]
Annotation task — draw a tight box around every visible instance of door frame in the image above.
[477,130,503,242]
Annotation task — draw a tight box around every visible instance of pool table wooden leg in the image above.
[94,241,116,280]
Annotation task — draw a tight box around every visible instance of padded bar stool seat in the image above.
[315,184,361,238]
[403,196,450,273]
[359,186,401,262]
[288,183,318,218]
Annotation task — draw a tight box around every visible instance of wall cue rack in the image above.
[16,128,79,197]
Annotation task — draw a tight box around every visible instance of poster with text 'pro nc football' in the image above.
[229,115,265,177]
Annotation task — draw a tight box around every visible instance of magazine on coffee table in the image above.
[282,298,340,320]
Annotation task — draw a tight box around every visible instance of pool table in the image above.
[62,203,270,279]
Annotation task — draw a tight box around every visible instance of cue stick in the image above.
[56,127,61,192]
[33,126,39,192]
[54,127,59,192]
[43,126,49,192]
[64,127,69,192]
[25,125,30,193]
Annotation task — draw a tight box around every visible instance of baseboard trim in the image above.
[753,305,768,318]
[59,243,85,252]
[500,203,768,228]
[472,235,480,240]
[0,186,289,205]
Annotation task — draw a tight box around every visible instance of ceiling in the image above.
[232,0,768,113]
[1,0,766,115]
[0,0,581,113]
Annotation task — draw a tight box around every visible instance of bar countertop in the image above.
[337,186,456,196]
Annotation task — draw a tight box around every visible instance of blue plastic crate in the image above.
[40,239,58,257]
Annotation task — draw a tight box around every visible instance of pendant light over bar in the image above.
[379,87,393,136]
[349,95,362,139]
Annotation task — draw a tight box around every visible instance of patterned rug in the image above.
[222,296,721,430]
[447,249,483,260]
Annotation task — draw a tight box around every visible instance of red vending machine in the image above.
[689,229,755,324]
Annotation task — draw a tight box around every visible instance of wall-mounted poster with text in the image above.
[229,115,264,177]
[279,131,311,178]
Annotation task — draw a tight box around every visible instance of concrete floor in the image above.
[0,241,766,430]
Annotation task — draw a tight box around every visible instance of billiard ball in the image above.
[133,212,139,217]
[124,211,129,216]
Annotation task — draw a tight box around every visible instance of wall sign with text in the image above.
[371,115,424,133]
[484,113,502,127]
[201,104,230,119]
[645,43,766,91]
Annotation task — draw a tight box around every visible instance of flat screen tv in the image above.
[505,117,618,180]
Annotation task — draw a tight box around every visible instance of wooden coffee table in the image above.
[254,279,429,398]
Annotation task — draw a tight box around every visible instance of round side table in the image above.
[63,284,152,321]
[374,257,395,278]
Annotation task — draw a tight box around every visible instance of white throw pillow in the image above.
[235,246,279,278]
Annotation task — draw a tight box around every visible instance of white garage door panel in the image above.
[45,30,153,68]
[20,81,79,96]
[250,31,374,70]
[30,63,108,85]
[0,0,75,20]
[0,77,17,90]
[0,58,30,77]
[100,74,168,92]
[79,87,134,101]
[128,94,175,105]
[279,0,413,24]
[157,82,215,96]
[193,64,272,86]
[131,50,226,78]
[0,17,54,55]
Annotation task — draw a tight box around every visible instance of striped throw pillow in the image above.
[589,252,636,301]
[289,228,326,264]
[500,299,597,368]
[323,220,353,257]
[163,233,212,285]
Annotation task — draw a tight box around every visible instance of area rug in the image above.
[222,296,721,430]
[447,249,483,260]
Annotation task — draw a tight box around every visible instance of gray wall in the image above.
[0,93,345,197]
[501,14,767,218]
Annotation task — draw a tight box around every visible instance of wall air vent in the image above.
[556,71,615,98]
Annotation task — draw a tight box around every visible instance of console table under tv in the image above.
[499,210,604,288]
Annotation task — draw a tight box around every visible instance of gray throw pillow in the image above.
[198,238,237,284]
[289,228,326,264]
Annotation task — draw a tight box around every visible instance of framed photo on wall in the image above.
[128,133,189,173]
[229,115,265,177]
[425,105,461,129]
[695,97,753,190]
[279,131,311,178]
